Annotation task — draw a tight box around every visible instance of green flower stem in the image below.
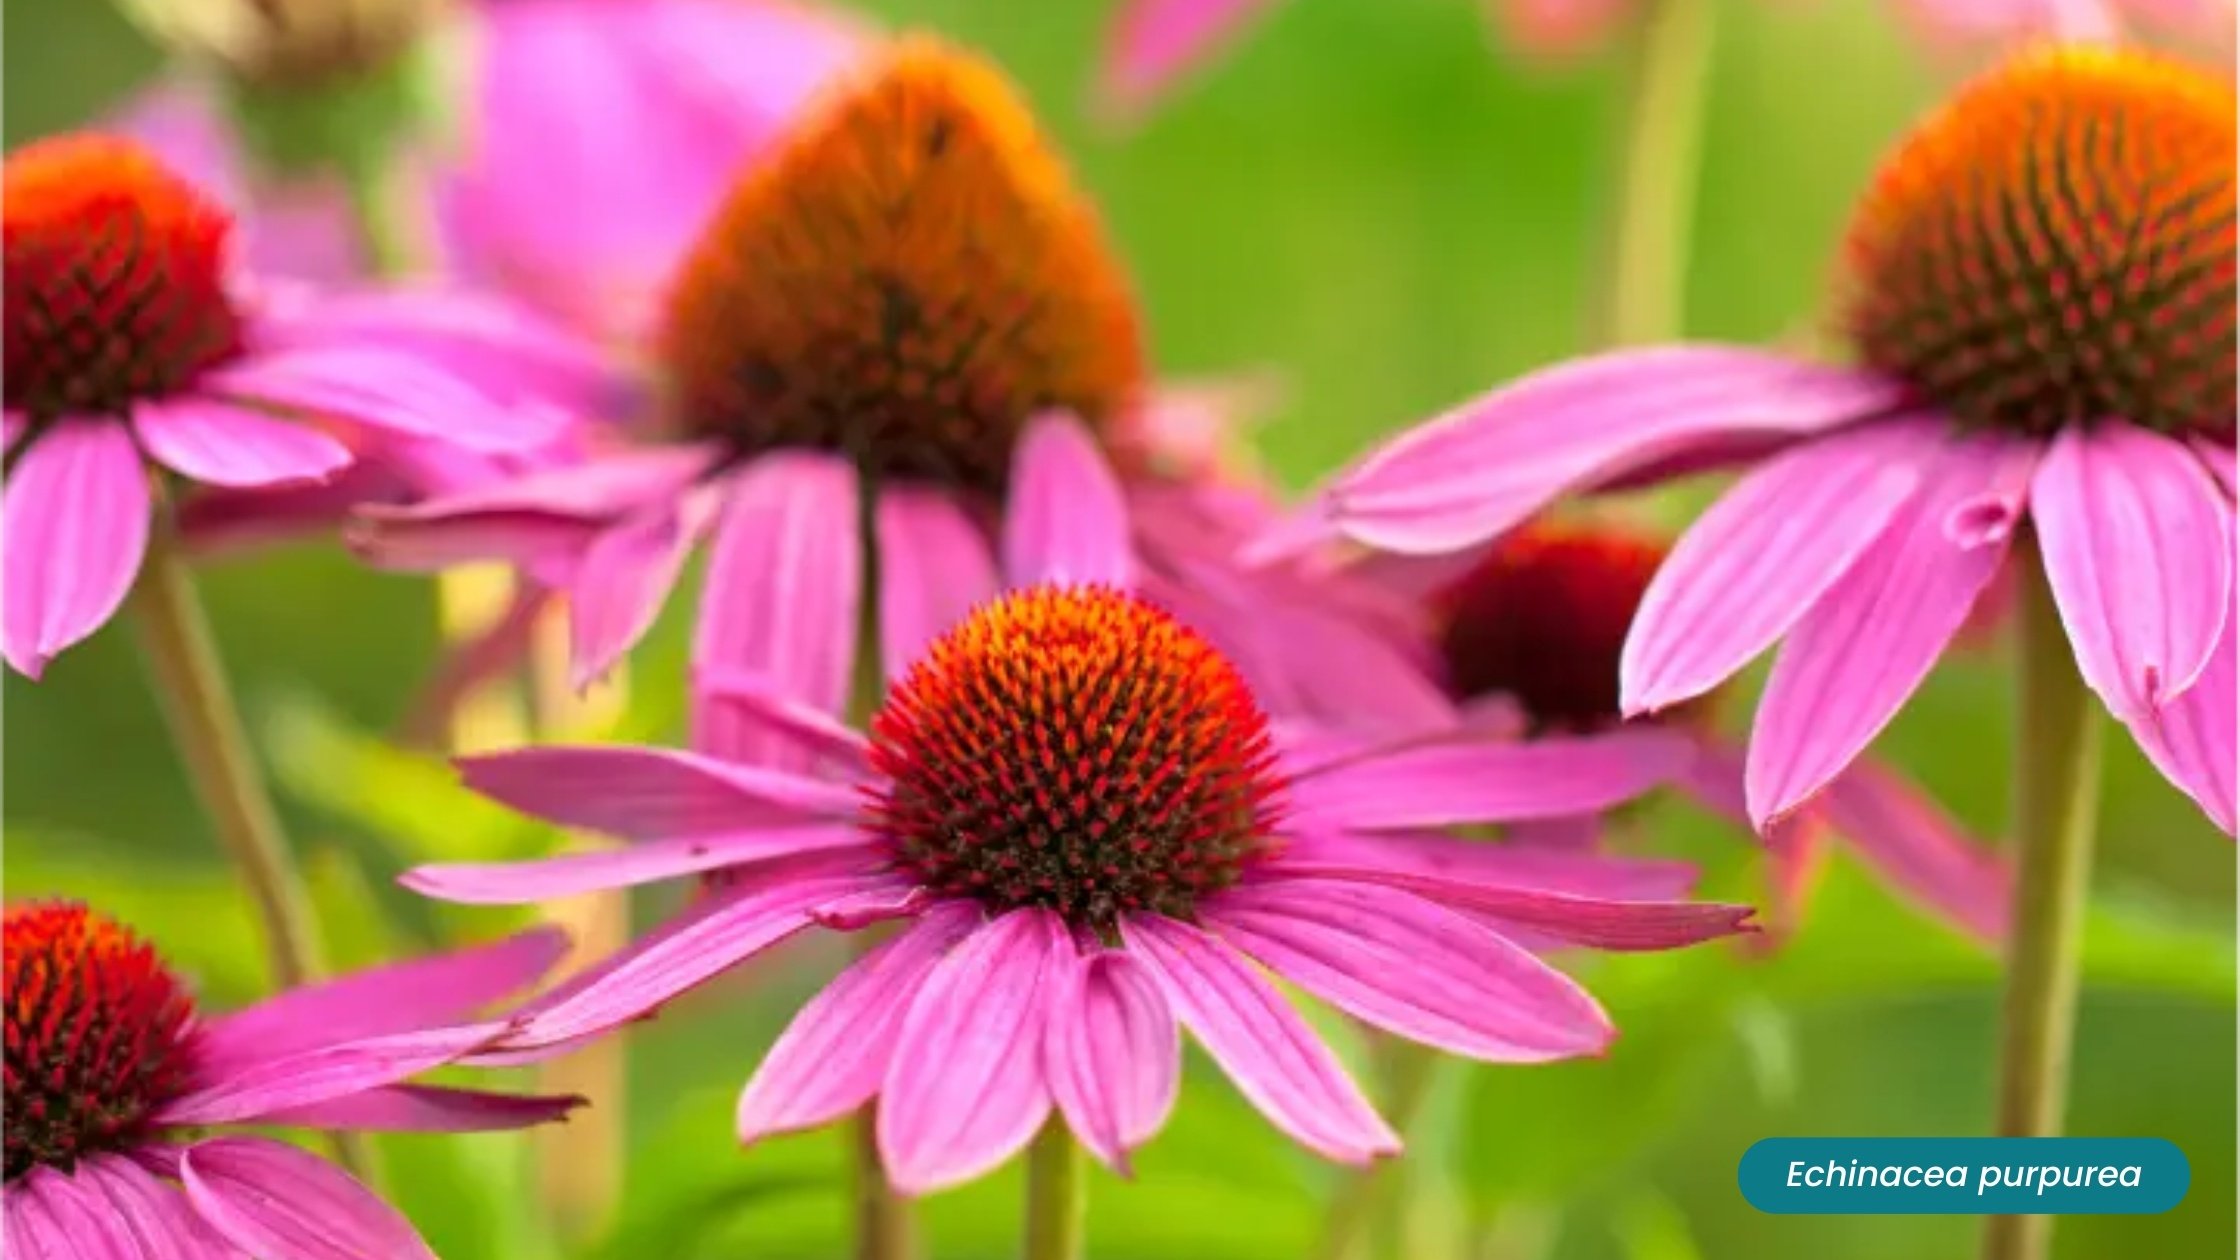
[1022,1120,1086,1260]
[1595,0,1716,348]
[1983,546,2106,1260]
[340,147,428,280]
[132,511,322,989]
[1310,1039,1441,1260]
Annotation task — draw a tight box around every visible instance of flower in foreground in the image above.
[404,419,1754,1192]
[351,36,1400,746]
[1363,518,2009,941]
[2,901,578,1257]
[1,133,582,678]
[1280,46,2236,835]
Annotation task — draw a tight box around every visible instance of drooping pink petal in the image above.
[160,1024,507,1126]
[1119,914,1398,1164]
[2126,584,2237,834]
[1259,860,1756,950]
[2032,422,2233,717]
[1319,347,1899,555]
[78,1155,231,1260]
[1099,0,1288,118]
[349,445,718,569]
[2190,433,2235,496]
[182,1136,436,1260]
[1620,422,1931,716]
[695,668,874,776]
[482,868,868,1055]
[1004,412,1136,590]
[455,744,860,839]
[406,825,876,903]
[8,1164,143,1260]
[1747,432,2038,824]
[1043,947,1180,1174]
[208,349,562,452]
[1288,829,1697,900]
[131,399,353,489]
[262,1084,585,1133]
[1285,727,1692,829]
[1813,759,2012,942]
[194,927,567,1076]
[251,284,619,408]
[875,485,997,682]
[737,906,979,1144]
[878,910,1063,1194]
[1205,879,1613,1061]
[807,876,931,930]
[693,453,862,765]
[2,420,151,678]
[568,485,722,687]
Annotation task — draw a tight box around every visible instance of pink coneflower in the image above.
[1367,518,2009,940]
[1,901,579,1256]
[402,416,1753,1191]
[1,134,579,679]
[352,38,1374,737]
[1276,45,2236,835]
[117,0,865,340]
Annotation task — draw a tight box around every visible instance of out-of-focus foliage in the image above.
[3,1,2230,1257]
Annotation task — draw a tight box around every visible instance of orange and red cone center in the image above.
[3,136,245,422]
[1841,45,2235,438]
[3,903,197,1181]
[656,38,1146,495]
[869,586,1283,926]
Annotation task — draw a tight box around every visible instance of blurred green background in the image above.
[5,1,2232,1257]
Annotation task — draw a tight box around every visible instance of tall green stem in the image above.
[1594,0,1716,348]
[1310,1039,1441,1260]
[340,147,428,280]
[1022,1121,1086,1260]
[1982,545,2104,1260]
[132,513,323,990]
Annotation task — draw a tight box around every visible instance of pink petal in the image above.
[1813,759,2012,942]
[1260,860,1756,950]
[737,905,979,1144]
[455,744,859,839]
[3,420,151,678]
[2126,584,2237,834]
[1620,422,1930,715]
[9,1165,142,1260]
[262,1083,584,1133]
[1323,347,1897,555]
[694,668,873,777]
[2190,433,2235,496]
[1493,0,1636,58]
[878,910,1063,1194]
[1099,0,1288,117]
[1119,914,1398,1164]
[875,485,996,682]
[78,1155,230,1260]
[194,927,566,1076]
[160,1024,506,1125]
[483,868,868,1055]
[131,399,353,489]
[1043,948,1180,1174]
[693,454,861,766]
[181,1136,435,1260]
[1205,878,1612,1061]
[252,286,617,407]
[406,825,875,903]
[1004,411,1135,589]
[209,348,563,453]
[1285,728,1692,828]
[1746,433,2039,824]
[5,408,29,451]
[2033,423,2233,717]
[568,485,721,688]
[1290,829,1697,900]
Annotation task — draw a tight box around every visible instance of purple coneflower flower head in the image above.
[2,901,579,1258]
[1,134,583,679]
[1277,45,2236,835]
[1365,518,2009,943]
[404,416,1754,1192]
[353,37,1352,732]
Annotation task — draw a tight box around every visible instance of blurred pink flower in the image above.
[1354,519,2009,943]
[1268,46,2237,835]
[1095,0,2231,120]
[1,134,589,678]
[2,901,577,1258]
[402,417,1752,1190]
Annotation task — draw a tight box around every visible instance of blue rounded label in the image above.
[1738,1138,2189,1215]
